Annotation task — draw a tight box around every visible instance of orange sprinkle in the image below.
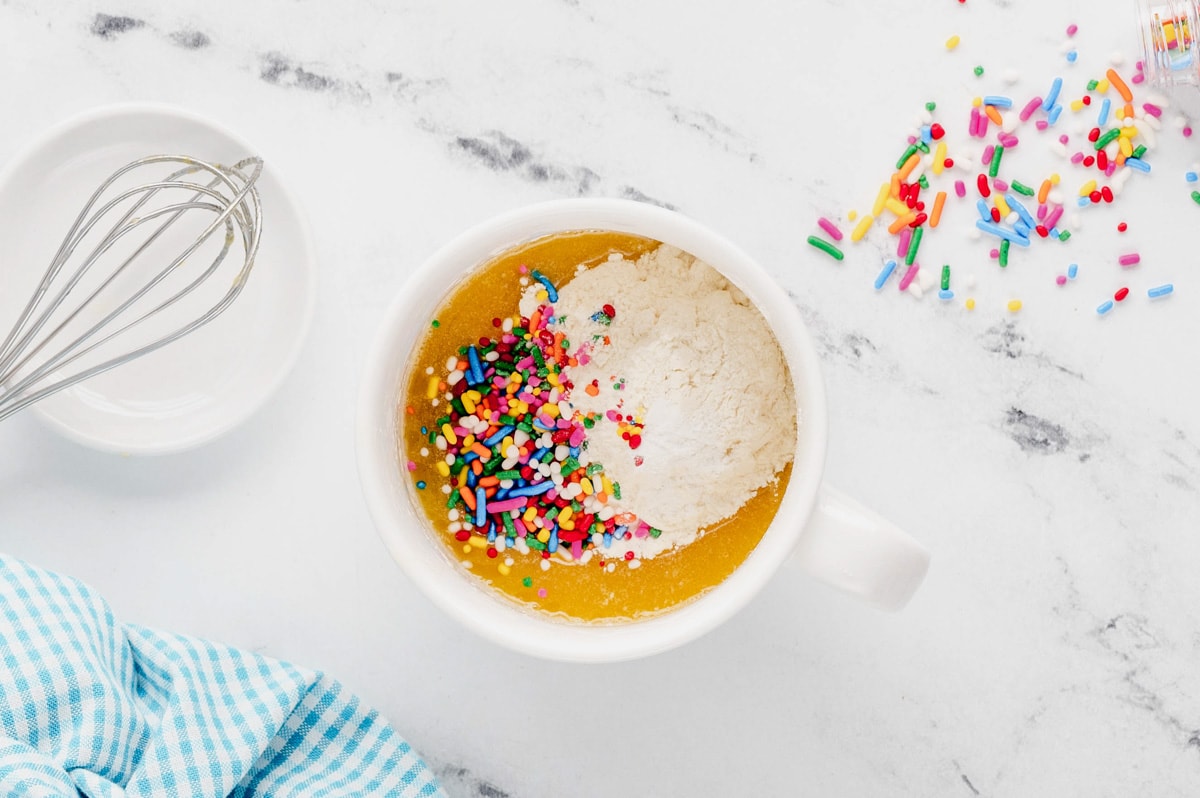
[528,308,542,332]
[469,442,491,460]
[897,153,921,181]
[470,460,483,476]
[459,486,477,511]
[929,191,947,228]
[888,212,917,234]
[984,105,1003,126]
[477,476,500,488]
[1107,68,1133,102]
[1122,102,1135,119]
[889,172,902,198]
[584,382,600,397]
[1037,179,1051,204]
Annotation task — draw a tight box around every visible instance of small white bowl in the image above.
[0,103,317,454]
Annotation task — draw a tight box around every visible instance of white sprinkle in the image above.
[462,560,473,569]
[425,366,434,375]
[1110,51,1125,66]
[627,559,642,570]
[441,485,451,495]
[1002,68,1020,85]
[419,447,429,457]
[540,559,551,571]
[445,357,457,371]
[1050,141,1070,158]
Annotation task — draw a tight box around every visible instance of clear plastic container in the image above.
[1137,0,1200,115]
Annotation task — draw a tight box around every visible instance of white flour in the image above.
[522,245,797,560]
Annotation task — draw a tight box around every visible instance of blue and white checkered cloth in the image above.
[0,555,445,797]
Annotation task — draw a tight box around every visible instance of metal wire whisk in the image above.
[0,154,263,422]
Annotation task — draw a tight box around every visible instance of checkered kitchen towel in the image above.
[0,555,444,797]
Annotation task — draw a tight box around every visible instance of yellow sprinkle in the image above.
[468,535,488,549]
[542,402,560,418]
[522,507,537,525]
[559,520,574,531]
[602,476,614,495]
[972,96,983,107]
[435,461,451,478]
[1097,78,1110,94]
[847,209,858,221]
[1070,99,1084,112]
[426,376,440,399]
[461,395,476,415]
[1079,179,1098,197]
[1007,299,1023,313]
[1119,126,1138,138]
[932,141,948,175]
[872,182,890,216]
[1050,172,1061,185]
[536,530,551,544]
[885,198,910,216]
[946,34,961,50]
[994,195,1011,218]
[850,214,875,242]
[498,564,511,576]
[441,423,457,446]
[546,372,561,388]
[462,545,471,554]
[579,478,594,496]
[536,289,548,302]
[966,297,976,311]
[1119,136,1134,157]
[1115,106,1127,120]
[559,507,573,524]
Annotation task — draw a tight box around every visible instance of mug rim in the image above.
[356,198,828,662]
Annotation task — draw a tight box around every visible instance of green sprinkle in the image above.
[501,513,516,536]
[905,225,923,267]
[895,143,919,169]
[925,101,937,112]
[940,264,951,291]
[586,463,604,476]
[916,141,930,154]
[561,456,580,474]
[522,577,533,588]
[431,319,440,328]
[544,507,559,521]
[1192,190,1200,205]
[582,416,595,429]
[974,65,985,77]
[495,469,521,480]
[917,174,930,189]
[806,235,845,261]
[1058,229,1071,241]
[1095,128,1121,150]
[527,539,546,551]
[612,482,622,500]
[446,492,461,509]
[570,500,582,512]
[1087,79,1099,91]
[498,414,517,425]
[999,238,1010,267]
[1132,144,1147,159]
[988,144,1005,178]
[649,527,663,539]
[1011,180,1035,196]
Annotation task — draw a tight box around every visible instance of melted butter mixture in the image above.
[400,231,791,622]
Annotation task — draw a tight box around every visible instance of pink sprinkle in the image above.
[993,178,1009,192]
[407,460,418,472]
[817,217,844,241]
[571,540,583,560]
[1000,134,1020,148]
[897,262,920,291]
[1056,275,1068,286]
[1020,96,1043,121]
[568,428,585,447]
[1059,134,1070,144]
[513,519,528,537]
[1105,162,1116,177]
[1036,120,1049,131]
[1067,23,1078,36]
[1143,103,1163,117]
[982,144,995,166]
[1037,204,1048,220]
[1045,205,1064,230]
[1185,126,1194,137]
[1071,152,1086,164]
[897,227,913,258]
[989,248,1000,260]
[519,265,529,273]
[537,588,547,598]
[955,179,967,198]
[1119,253,1141,267]
[605,409,619,421]
[969,106,982,138]
[978,113,990,137]
[1131,72,1145,85]
[1136,60,1144,71]
[907,135,918,145]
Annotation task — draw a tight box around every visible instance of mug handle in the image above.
[789,484,930,610]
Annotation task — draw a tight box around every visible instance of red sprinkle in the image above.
[1082,95,1092,106]
[991,207,1002,222]
[602,303,616,318]
[930,123,946,140]
[624,551,635,561]
[1088,127,1101,142]
[1101,186,1114,203]
[943,157,955,168]
[977,174,991,197]
[1036,225,1049,238]
[1114,287,1130,301]
[455,530,471,542]
[1090,190,1104,204]
[1117,222,1128,232]
[909,212,928,227]
[1097,149,1108,170]
[1083,155,1096,167]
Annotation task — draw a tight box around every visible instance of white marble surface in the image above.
[3,0,1200,795]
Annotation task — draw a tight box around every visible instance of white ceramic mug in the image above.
[356,199,930,662]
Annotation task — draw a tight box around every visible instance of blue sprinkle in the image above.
[1047,104,1064,125]
[1068,263,1078,279]
[475,487,487,527]
[1096,299,1115,315]
[1148,283,1175,298]
[548,527,559,553]
[874,259,897,290]
[976,220,1032,246]
[531,270,558,302]
[983,95,1013,109]
[1098,97,1111,127]
[1187,171,1199,183]
[465,468,478,487]
[602,533,612,549]
[1014,221,1031,237]
[1006,193,1037,229]
[1126,158,1151,173]
[482,425,516,447]
[420,426,428,435]
[467,345,485,384]
[1077,196,1091,207]
[506,481,554,498]
[486,525,497,544]
[1066,50,1078,63]
[976,199,992,221]
[1048,227,1062,239]
[569,445,581,458]
[920,125,933,144]
[938,288,955,300]
[1043,76,1063,110]
[463,452,479,465]
[416,481,426,490]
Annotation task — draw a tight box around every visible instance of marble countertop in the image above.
[3,0,1199,795]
